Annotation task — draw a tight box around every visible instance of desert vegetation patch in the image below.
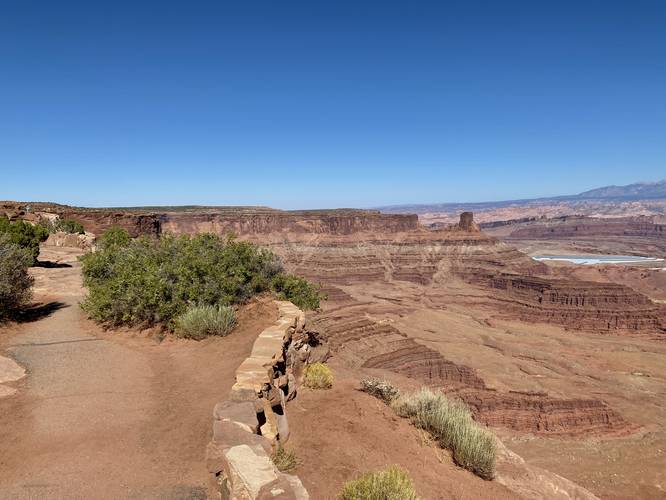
[395,388,497,480]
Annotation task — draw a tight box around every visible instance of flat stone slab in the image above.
[225,444,279,499]
[214,400,259,433]
[0,355,25,384]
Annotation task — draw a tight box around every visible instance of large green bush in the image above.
[271,273,325,310]
[97,226,131,249]
[0,216,49,265]
[395,388,497,480]
[0,235,34,319]
[80,229,322,331]
[338,465,419,500]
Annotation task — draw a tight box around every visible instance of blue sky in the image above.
[1,1,665,209]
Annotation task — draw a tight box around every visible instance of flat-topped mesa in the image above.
[2,202,420,237]
[160,209,419,236]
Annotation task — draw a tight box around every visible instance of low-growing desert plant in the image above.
[271,445,298,472]
[0,216,49,265]
[395,388,496,480]
[175,304,237,339]
[338,465,419,500]
[303,362,333,389]
[360,377,401,404]
[0,235,34,319]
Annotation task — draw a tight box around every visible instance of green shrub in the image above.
[303,363,333,389]
[98,227,131,249]
[0,216,49,265]
[395,388,496,480]
[57,219,85,234]
[360,377,400,404]
[80,232,320,332]
[271,273,325,311]
[271,445,298,472]
[338,465,418,500]
[175,304,237,339]
[0,235,34,319]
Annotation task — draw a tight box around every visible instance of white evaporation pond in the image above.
[532,255,665,265]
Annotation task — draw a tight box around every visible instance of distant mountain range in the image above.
[573,180,666,200]
[378,180,666,214]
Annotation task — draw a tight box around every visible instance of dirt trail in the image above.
[0,247,276,500]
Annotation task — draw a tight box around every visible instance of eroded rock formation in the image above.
[309,308,633,437]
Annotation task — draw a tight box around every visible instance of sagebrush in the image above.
[175,304,237,339]
[360,377,400,404]
[0,235,34,319]
[303,363,333,389]
[395,388,496,480]
[338,465,419,500]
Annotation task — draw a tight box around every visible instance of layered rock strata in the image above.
[5,202,664,332]
[206,301,311,500]
[310,308,632,437]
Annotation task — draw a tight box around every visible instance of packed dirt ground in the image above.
[0,247,277,499]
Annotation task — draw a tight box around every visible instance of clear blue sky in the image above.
[1,1,665,209]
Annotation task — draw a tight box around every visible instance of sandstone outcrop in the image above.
[206,301,311,500]
[495,441,601,500]
[44,231,96,251]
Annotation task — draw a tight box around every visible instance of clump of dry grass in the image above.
[394,388,496,480]
[271,445,298,472]
[303,362,333,389]
[338,465,419,500]
[360,377,400,404]
[175,304,237,340]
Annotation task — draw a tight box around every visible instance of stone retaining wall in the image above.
[206,301,312,500]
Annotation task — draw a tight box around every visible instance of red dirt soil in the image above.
[287,372,519,500]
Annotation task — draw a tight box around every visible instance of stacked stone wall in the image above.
[205,301,312,500]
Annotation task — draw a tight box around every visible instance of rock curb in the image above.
[206,301,311,500]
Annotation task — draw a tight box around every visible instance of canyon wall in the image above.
[506,215,665,240]
[160,209,419,236]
